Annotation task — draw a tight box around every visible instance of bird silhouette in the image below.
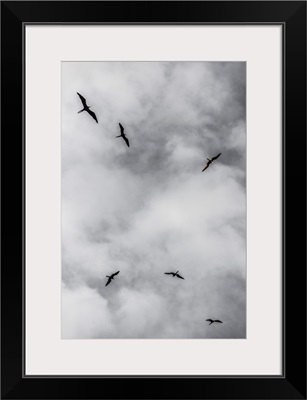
[164,270,184,280]
[105,271,120,286]
[77,92,98,123]
[206,319,223,325]
[202,153,222,172]
[116,123,129,147]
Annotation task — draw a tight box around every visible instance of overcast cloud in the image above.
[61,62,246,339]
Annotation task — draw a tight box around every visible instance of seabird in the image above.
[164,270,184,280]
[116,123,129,147]
[105,270,120,286]
[206,319,223,325]
[202,152,222,172]
[77,92,98,123]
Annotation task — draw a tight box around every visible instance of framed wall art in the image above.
[1,1,306,399]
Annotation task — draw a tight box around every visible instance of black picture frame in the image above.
[1,1,306,399]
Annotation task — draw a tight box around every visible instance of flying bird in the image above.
[206,319,223,325]
[202,152,222,172]
[77,92,98,123]
[105,271,120,287]
[116,123,129,147]
[164,270,184,280]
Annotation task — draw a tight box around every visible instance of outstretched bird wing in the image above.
[202,162,210,172]
[77,92,87,108]
[214,320,223,323]
[123,136,130,147]
[119,123,124,134]
[164,272,174,275]
[87,109,98,123]
[212,153,222,161]
[206,319,213,322]
[176,273,184,279]
[105,277,112,286]
[111,271,120,278]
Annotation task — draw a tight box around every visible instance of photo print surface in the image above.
[61,62,246,339]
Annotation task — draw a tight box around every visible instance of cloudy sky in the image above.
[61,61,246,339]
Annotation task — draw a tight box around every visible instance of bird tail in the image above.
[115,135,121,138]
[78,109,84,113]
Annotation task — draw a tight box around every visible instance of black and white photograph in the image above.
[61,61,246,339]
